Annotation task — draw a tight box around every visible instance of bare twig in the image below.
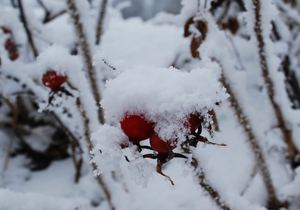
[36,0,66,24]
[252,0,300,166]
[43,10,66,24]
[240,164,258,196]
[76,98,115,210]
[281,55,300,109]
[17,0,39,58]
[102,59,116,71]
[189,156,231,210]
[95,0,108,45]
[220,72,284,210]
[10,0,18,8]
[196,169,230,209]
[36,0,50,17]
[66,0,105,124]
[210,0,246,14]
[50,112,83,183]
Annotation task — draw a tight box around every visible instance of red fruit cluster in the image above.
[120,113,201,156]
[119,112,222,185]
[42,70,67,91]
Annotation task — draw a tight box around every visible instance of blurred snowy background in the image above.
[0,0,300,210]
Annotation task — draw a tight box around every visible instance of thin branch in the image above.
[210,0,246,14]
[76,98,115,210]
[36,0,67,24]
[95,0,108,45]
[240,164,258,196]
[10,0,18,8]
[102,59,116,71]
[180,145,231,210]
[252,0,300,166]
[36,0,50,18]
[17,0,39,58]
[219,72,284,210]
[66,0,105,124]
[43,10,66,24]
[50,112,83,183]
[191,158,231,210]
[281,55,300,109]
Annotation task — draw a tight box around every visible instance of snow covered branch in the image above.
[251,0,300,166]
[95,0,108,45]
[66,0,105,124]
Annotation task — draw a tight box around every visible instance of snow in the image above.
[1,0,300,210]
[95,17,187,71]
[0,159,95,210]
[101,65,227,142]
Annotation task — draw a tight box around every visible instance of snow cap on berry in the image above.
[102,65,228,143]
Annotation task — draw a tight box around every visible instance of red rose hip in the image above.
[150,134,176,155]
[185,113,202,133]
[120,114,154,143]
[42,70,67,90]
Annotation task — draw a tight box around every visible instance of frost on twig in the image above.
[66,0,105,124]
[191,157,231,210]
[95,0,108,45]
[16,0,38,58]
[36,0,66,24]
[251,0,300,166]
[219,72,284,210]
[33,46,115,210]
[273,1,300,109]
[76,98,115,210]
[182,8,284,208]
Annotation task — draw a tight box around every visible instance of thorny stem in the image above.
[76,98,115,210]
[95,0,108,45]
[220,72,284,209]
[252,0,300,166]
[17,0,39,58]
[66,0,105,124]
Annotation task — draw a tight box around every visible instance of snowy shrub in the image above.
[0,0,300,210]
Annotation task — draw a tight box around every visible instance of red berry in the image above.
[120,114,154,143]
[42,70,67,90]
[150,134,176,154]
[4,39,15,51]
[9,51,19,61]
[185,114,202,133]
[4,39,19,61]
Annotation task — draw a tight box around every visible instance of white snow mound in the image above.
[101,65,228,141]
